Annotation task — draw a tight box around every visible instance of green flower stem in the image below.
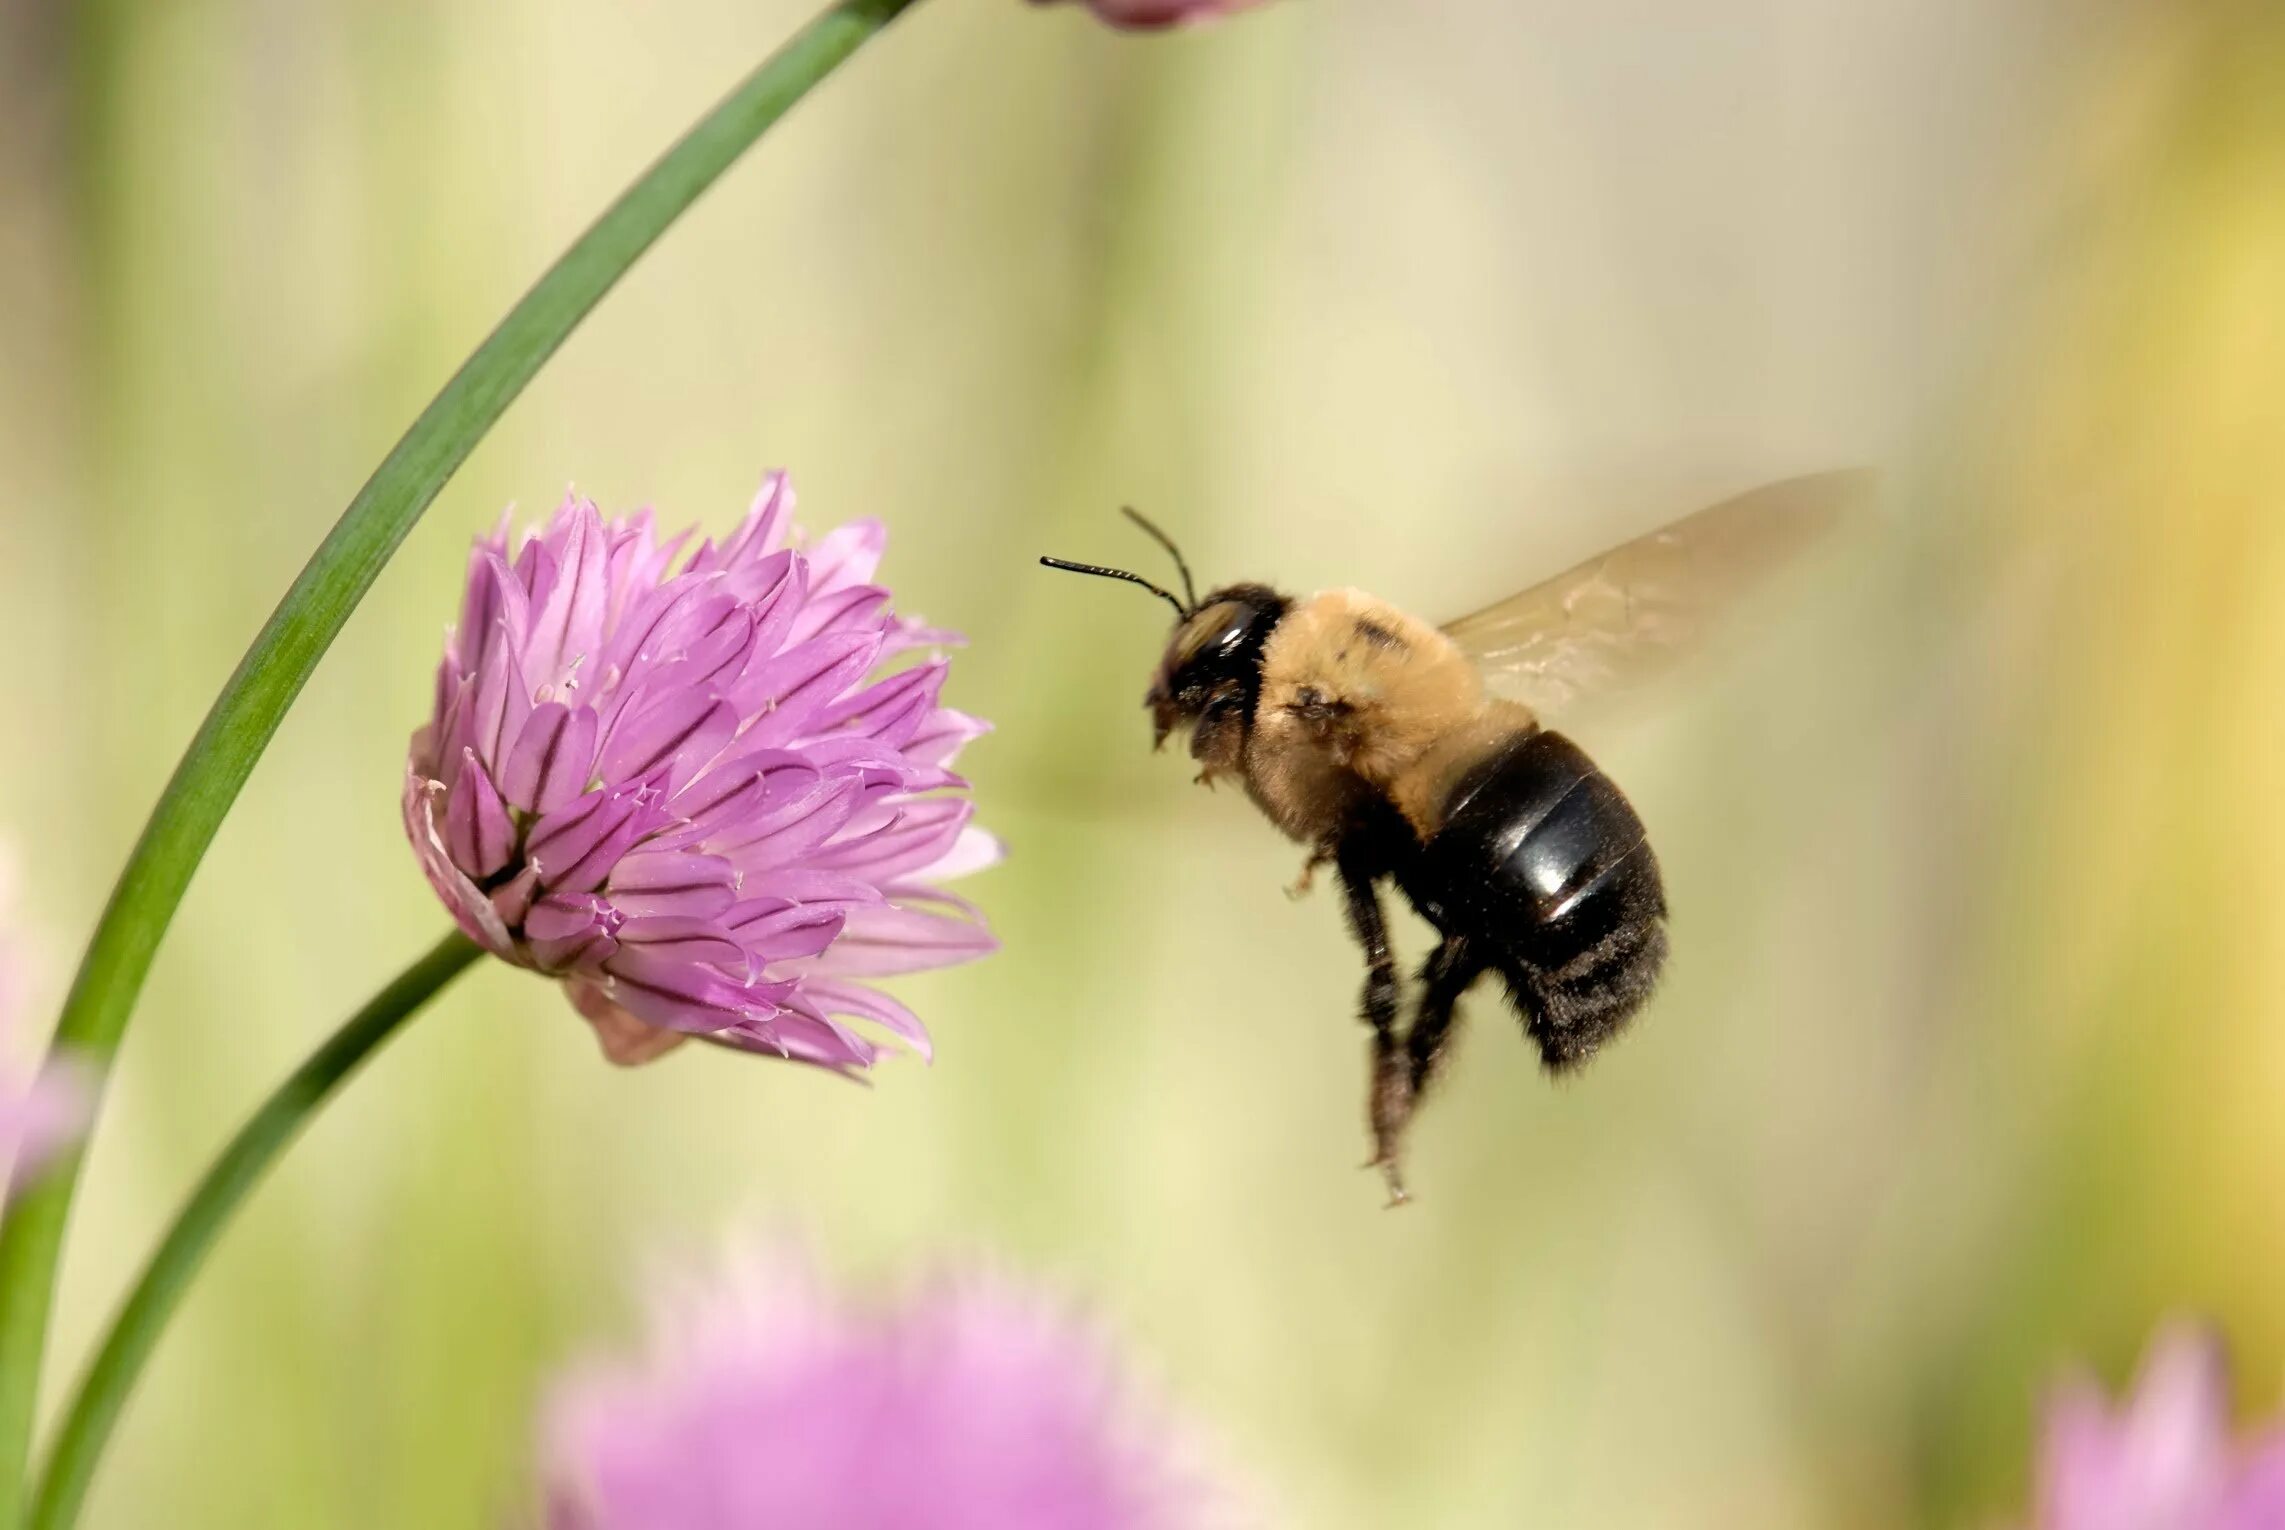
[0,0,925,1518]
[27,932,482,1530]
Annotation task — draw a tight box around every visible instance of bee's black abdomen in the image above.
[1404,730,1668,1071]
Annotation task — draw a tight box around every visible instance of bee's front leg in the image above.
[1285,841,1335,901]
[1334,844,1410,1205]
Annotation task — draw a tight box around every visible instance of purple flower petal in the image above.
[452,540,528,677]
[801,517,888,595]
[801,979,933,1061]
[784,582,889,647]
[808,900,998,978]
[500,702,602,816]
[732,632,883,745]
[715,779,860,876]
[684,471,794,578]
[491,865,543,930]
[908,707,991,770]
[598,694,737,793]
[813,660,946,750]
[600,511,687,631]
[443,751,516,879]
[529,785,670,895]
[566,981,693,1067]
[712,1010,878,1071]
[916,825,1005,883]
[664,752,822,842]
[597,584,736,703]
[809,798,973,882]
[882,612,967,656]
[2026,1325,2285,1530]
[604,849,737,921]
[403,766,514,954]
[724,903,846,964]
[520,499,612,692]
[465,578,537,762]
[737,870,884,910]
[601,946,787,1036]
[526,893,623,972]
[615,916,748,975]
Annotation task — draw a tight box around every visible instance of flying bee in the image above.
[1041,472,1861,1203]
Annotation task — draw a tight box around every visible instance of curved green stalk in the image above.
[0,1,926,1518]
[28,933,482,1530]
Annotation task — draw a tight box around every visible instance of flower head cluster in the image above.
[539,1247,1223,1530]
[404,475,996,1073]
[2027,1325,2285,1530]
[0,857,88,1201]
[1030,0,1276,32]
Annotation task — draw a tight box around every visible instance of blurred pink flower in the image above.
[1030,0,1276,33]
[0,860,89,1201]
[404,474,997,1074]
[539,1248,1228,1530]
[2029,1325,2285,1530]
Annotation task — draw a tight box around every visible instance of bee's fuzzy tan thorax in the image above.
[1240,589,1514,845]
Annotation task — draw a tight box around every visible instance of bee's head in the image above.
[1142,584,1288,750]
[1039,511,1289,754]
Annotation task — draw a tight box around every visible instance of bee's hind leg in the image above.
[1407,936,1487,1103]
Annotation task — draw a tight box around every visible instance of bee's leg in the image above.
[1334,847,1409,1205]
[1286,842,1334,901]
[1407,936,1486,1102]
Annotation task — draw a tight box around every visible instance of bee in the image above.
[1041,473,1859,1202]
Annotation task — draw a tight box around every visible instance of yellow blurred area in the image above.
[3,0,2284,1524]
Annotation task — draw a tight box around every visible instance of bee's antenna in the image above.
[1119,507,1198,613]
[1038,557,1191,622]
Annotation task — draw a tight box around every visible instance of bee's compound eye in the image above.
[1207,610,1256,658]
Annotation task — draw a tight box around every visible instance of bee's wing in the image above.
[1441,470,1869,717]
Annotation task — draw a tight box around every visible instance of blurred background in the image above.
[4,0,2284,1523]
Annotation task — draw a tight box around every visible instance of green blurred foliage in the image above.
[2,0,2283,1524]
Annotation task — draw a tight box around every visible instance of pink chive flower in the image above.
[0,858,90,1201]
[1029,0,1277,32]
[538,1248,1230,1530]
[403,474,997,1073]
[2026,1324,2285,1530]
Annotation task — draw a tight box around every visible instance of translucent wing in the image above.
[1441,470,1869,717]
